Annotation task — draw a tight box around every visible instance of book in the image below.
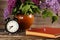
[26,27,60,38]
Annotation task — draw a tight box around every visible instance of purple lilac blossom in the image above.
[4,8,9,19]
[39,2,46,10]
[32,0,40,6]
[4,0,16,19]
[58,0,60,3]
[40,0,60,15]
[46,0,60,14]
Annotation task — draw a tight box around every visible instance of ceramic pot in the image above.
[15,14,34,30]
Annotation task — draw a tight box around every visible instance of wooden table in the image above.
[0,30,59,40]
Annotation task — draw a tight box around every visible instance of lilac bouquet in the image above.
[46,0,60,15]
[40,0,60,15]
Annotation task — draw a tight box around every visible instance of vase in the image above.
[15,14,34,30]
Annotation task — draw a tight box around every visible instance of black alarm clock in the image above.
[5,18,19,33]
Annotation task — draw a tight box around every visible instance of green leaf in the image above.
[29,8,33,13]
[22,4,30,14]
[13,8,17,12]
[12,7,17,15]
[42,9,53,18]
[19,4,23,10]
[36,8,40,13]
[52,16,58,23]
[31,5,37,8]
[42,9,48,18]
[29,2,35,5]
[47,10,53,17]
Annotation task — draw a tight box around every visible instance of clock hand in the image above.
[9,26,13,30]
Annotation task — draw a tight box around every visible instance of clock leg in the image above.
[8,33,12,35]
[4,30,7,33]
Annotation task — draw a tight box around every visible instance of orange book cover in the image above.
[26,27,60,38]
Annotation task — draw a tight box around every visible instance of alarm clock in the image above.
[5,19,19,33]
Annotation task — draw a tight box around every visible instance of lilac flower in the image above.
[45,0,55,5]
[58,0,60,3]
[39,0,60,15]
[50,1,60,14]
[46,0,60,14]
[4,0,16,19]
[39,2,46,10]
[32,0,40,6]
[4,8,9,19]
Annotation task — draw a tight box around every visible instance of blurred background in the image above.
[0,0,7,29]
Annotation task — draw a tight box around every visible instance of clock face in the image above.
[6,20,19,33]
